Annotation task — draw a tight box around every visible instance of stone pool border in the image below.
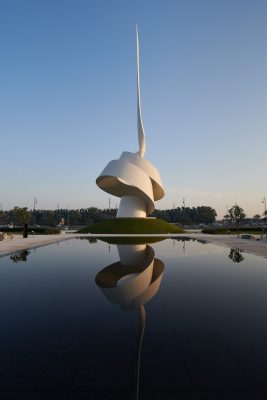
[0,233,267,258]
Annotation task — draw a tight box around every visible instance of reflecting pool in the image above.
[0,237,267,399]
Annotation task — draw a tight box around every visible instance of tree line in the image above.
[152,206,217,225]
[0,205,217,226]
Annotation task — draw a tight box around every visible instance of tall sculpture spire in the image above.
[96,27,165,218]
[136,26,146,158]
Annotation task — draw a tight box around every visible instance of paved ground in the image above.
[190,233,267,258]
[1,232,267,258]
[0,234,74,257]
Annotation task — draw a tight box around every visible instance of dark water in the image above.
[0,237,267,399]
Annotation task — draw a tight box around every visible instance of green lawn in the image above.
[77,218,184,234]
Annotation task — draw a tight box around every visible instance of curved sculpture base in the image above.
[117,196,146,218]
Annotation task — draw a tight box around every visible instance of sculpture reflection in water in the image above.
[95,239,164,399]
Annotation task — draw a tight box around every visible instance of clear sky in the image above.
[1,0,266,219]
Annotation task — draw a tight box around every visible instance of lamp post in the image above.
[262,197,266,225]
[33,197,37,226]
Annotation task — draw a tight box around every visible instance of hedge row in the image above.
[0,227,60,235]
[202,227,266,234]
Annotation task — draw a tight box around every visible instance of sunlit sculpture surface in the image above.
[96,28,165,218]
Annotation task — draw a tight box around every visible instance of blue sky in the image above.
[1,0,266,218]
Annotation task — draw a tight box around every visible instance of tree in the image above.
[196,206,217,224]
[0,208,3,225]
[228,204,246,235]
[253,214,261,219]
[13,206,30,238]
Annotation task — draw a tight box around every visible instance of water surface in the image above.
[0,237,267,399]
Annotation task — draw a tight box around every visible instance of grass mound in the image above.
[77,218,184,234]
[98,237,167,245]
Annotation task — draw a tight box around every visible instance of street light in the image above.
[33,197,37,226]
[33,197,37,211]
[262,197,266,225]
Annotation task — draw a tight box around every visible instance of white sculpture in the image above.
[96,27,165,218]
